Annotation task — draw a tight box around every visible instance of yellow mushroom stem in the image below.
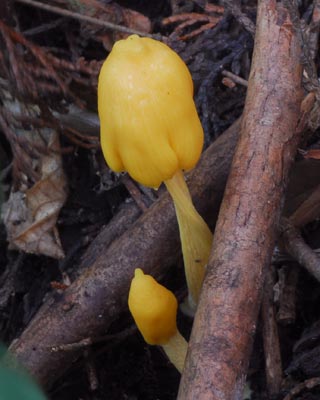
[164,169,213,310]
[162,330,188,373]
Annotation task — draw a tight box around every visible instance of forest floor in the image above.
[1,1,320,399]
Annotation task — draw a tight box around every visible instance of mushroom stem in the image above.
[162,330,188,373]
[164,169,213,310]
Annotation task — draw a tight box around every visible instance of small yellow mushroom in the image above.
[98,35,213,310]
[128,268,187,373]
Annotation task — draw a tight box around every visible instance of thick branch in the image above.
[178,1,303,399]
[8,119,241,387]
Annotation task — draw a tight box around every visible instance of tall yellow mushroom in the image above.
[128,268,187,373]
[98,35,213,310]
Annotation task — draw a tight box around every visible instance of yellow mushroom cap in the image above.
[98,34,204,188]
[128,268,178,345]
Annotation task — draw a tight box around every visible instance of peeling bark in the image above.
[178,1,303,399]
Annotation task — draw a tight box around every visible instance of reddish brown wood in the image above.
[178,1,303,399]
[8,120,241,388]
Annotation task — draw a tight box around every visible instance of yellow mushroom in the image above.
[98,35,213,310]
[128,268,187,373]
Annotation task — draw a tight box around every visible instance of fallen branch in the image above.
[8,119,242,388]
[178,1,303,399]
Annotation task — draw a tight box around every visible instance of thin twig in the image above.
[121,175,149,212]
[15,0,156,39]
[282,0,319,92]
[84,349,99,392]
[22,17,65,36]
[282,377,320,400]
[221,0,255,35]
[222,70,248,87]
[277,265,298,325]
[261,265,283,396]
[280,218,320,282]
[289,183,320,228]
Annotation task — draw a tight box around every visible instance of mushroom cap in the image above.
[98,34,204,188]
[128,268,178,345]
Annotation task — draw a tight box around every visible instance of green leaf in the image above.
[0,367,47,400]
[0,346,47,400]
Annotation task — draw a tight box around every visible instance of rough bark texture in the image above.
[178,1,303,399]
[8,119,242,387]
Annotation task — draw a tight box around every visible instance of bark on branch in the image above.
[178,1,303,399]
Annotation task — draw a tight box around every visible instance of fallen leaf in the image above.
[2,131,67,259]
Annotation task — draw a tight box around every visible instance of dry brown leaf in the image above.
[2,130,67,259]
